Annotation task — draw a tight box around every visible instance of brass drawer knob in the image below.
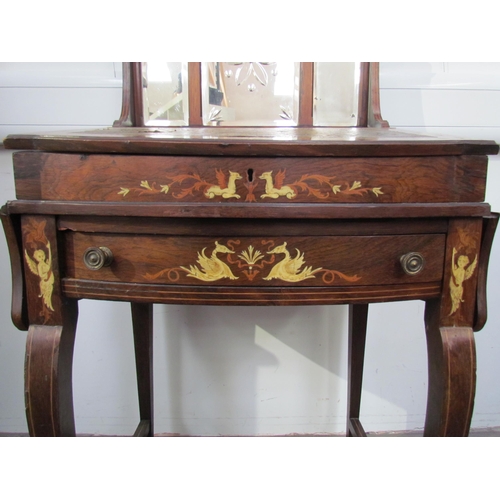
[83,246,114,270]
[400,252,425,275]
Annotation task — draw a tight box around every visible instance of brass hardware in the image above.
[400,252,425,275]
[83,247,113,270]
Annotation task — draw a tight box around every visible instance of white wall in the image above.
[1,62,499,436]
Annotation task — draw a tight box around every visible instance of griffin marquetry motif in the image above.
[263,242,321,281]
[118,170,242,201]
[259,171,297,199]
[117,169,383,202]
[180,241,239,281]
[205,171,242,199]
[144,240,361,284]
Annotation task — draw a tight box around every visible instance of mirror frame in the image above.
[114,62,388,128]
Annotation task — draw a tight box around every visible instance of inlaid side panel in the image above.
[440,218,483,327]
[13,152,487,204]
[423,218,483,436]
[21,215,64,325]
[21,215,78,437]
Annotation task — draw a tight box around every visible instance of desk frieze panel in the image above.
[13,152,487,204]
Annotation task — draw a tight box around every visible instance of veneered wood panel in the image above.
[62,279,441,305]
[64,232,445,287]
[5,127,498,157]
[440,218,483,327]
[13,152,488,204]
[6,200,492,219]
[57,216,449,237]
[21,215,64,325]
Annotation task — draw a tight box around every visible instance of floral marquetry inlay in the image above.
[118,168,383,203]
[144,240,361,284]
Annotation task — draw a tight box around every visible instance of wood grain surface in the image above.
[13,152,488,204]
[5,126,499,157]
[64,233,446,287]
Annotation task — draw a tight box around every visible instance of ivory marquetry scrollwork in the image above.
[118,168,383,203]
[144,240,361,285]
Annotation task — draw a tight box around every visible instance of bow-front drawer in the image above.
[63,232,445,287]
[58,217,447,305]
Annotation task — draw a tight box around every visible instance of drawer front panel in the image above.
[14,152,486,204]
[64,233,445,287]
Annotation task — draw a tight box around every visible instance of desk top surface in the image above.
[4,127,499,157]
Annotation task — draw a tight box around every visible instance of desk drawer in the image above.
[64,233,445,287]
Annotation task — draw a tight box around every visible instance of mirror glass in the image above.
[142,62,189,126]
[201,62,300,126]
[313,62,361,126]
[140,62,363,127]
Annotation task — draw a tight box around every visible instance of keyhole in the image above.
[247,168,254,182]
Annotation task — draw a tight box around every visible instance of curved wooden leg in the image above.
[21,215,79,437]
[422,218,482,436]
[346,303,369,437]
[424,300,476,436]
[25,302,78,437]
[131,302,154,437]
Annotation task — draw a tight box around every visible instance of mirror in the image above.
[313,62,361,126]
[201,62,301,126]
[123,62,384,128]
[142,62,189,126]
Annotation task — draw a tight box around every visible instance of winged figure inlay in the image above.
[449,248,478,316]
[23,219,55,314]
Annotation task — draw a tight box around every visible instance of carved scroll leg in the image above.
[131,302,154,437]
[25,302,78,437]
[424,299,476,437]
[346,303,369,437]
[21,214,79,437]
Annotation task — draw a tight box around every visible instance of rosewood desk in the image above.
[1,126,498,437]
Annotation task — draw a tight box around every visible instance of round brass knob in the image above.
[400,252,425,275]
[83,246,113,270]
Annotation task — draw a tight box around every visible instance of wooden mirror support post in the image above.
[1,62,498,436]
